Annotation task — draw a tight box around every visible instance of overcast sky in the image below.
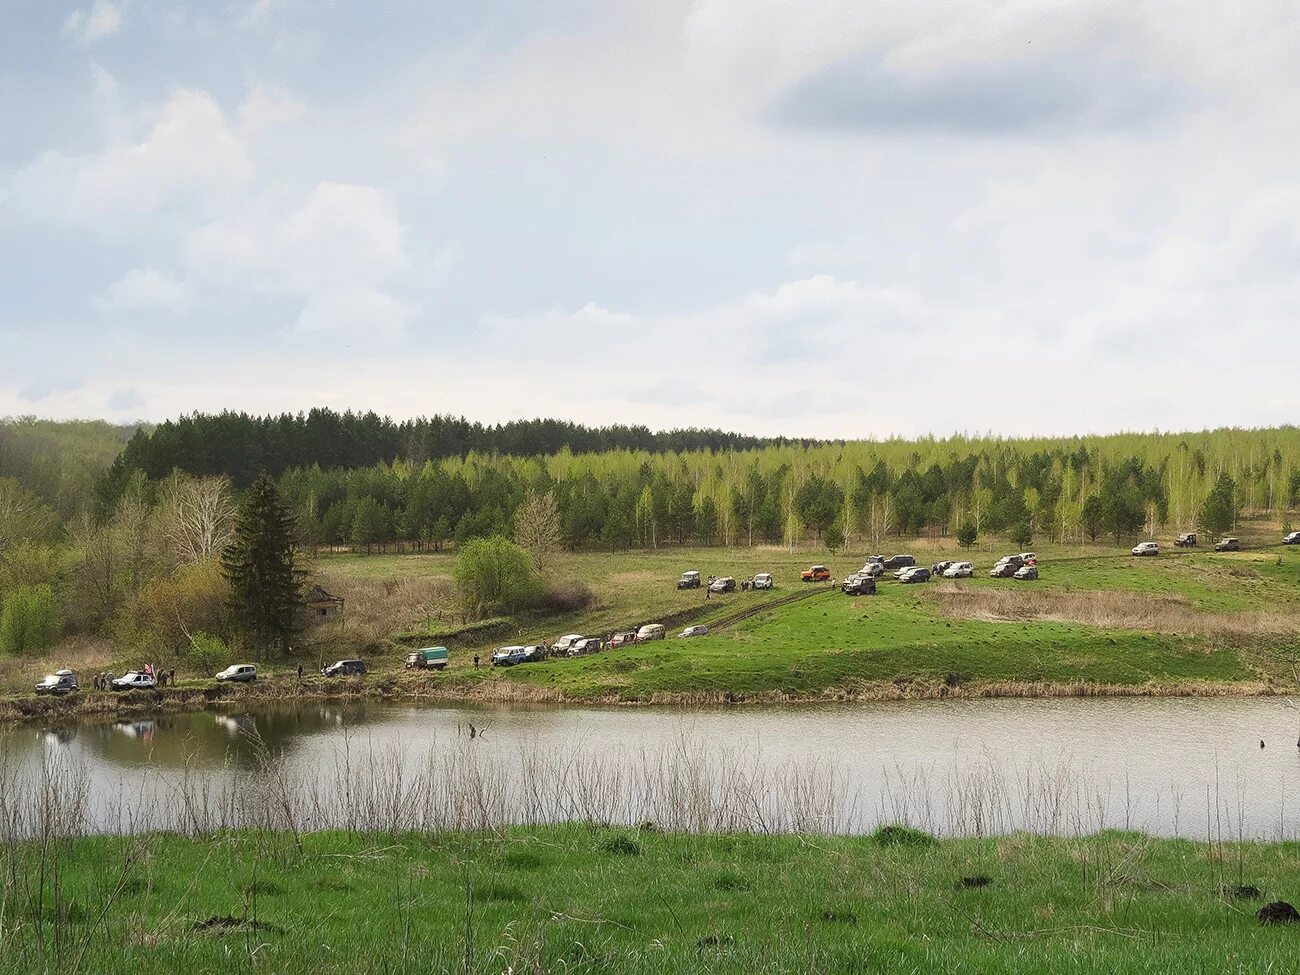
[3,0,1299,438]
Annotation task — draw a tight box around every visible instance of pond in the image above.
[4,697,1299,839]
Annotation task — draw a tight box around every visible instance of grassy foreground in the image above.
[6,826,1300,974]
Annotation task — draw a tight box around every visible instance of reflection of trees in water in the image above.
[73,702,382,770]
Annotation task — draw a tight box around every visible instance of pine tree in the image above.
[221,474,304,656]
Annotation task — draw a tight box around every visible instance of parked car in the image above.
[990,555,1023,578]
[321,659,367,677]
[943,561,974,578]
[1285,531,1300,545]
[35,670,79,696]
[406,647,449,670]
[679,625,709,638]
[931,560,954,576]
[676,570,702,590]
[571,637,604,655]
[1175,532,1198,547]
[709,576,737,593]
[609,631,638,648]
[882,554,916,570]
[492,645,529,667]
[899,566,931,583]
[1014,565,1040,581]
[858,562,885,577]
[520,644,548,663]
[864,555,885,566]
[1214,537,1241,552]
[801,565,832,582]
[842,574,877,595]
[215,664,257,683]
[1018,552,1037,565]
[751,572,774,590]
[550,634,585,655]
[1131,541,1160,556]
[111,671,156,691]
[636,623,666,642]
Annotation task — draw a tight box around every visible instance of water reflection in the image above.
[6,697,1300,838]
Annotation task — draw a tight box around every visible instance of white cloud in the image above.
[239,83,305,135]
[186,181,414,335]
[63,1,124,44]
[2,87,253,231]
[94,268,193,314]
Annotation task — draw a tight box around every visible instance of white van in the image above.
[636,623,666,642]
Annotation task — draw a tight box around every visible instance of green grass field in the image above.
[8,826,1300,974]
[305,537,1300,702]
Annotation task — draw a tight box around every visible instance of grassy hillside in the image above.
[293,531,1300,703]
[7,826,1300,974]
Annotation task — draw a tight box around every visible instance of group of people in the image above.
[89,666,178,690]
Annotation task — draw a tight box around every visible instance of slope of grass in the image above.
[7,826,1300,974]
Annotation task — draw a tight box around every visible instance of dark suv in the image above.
[989,555,1024,578]
[882,554,915,570]
[842,574,877,596]
[321,659,368,677]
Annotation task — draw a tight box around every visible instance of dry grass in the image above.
[307,571,455,655]
[928,583,1300,643]
[0,634,117,694]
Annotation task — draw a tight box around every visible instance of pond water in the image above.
[4,697,1299,839]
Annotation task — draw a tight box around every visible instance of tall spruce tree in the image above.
[1198,473,1238,536]
[222,474,303,656]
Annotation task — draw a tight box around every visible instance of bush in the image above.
[536,580,596,614]
[0,584,61,655]
[871,824,938,847]
[453,536,542,619]
[187,632,231,674]
[116,559,229,658]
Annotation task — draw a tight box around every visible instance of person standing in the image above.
[473,655,480,670]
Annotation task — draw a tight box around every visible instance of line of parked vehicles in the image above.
[835,551,1041,594]
[1134,530,1300,555]
[32,658,378,697]
[479,620,713,668]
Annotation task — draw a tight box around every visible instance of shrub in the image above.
[536,580,596,614]
[187,632,231,673]
[0,583,61,655]
[600,833,642,857]
[453,536,542,619]
[871,824,938,847]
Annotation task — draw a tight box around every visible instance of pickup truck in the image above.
[801,565,832,582]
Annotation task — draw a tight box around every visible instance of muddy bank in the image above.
[0,673,1281,725]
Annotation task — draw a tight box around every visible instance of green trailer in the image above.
[406,646,449,670]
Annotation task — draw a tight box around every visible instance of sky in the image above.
[3,0,1300,439]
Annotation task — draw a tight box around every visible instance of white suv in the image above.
[1131,541,1159,556]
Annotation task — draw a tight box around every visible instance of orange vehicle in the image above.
[801,564,832,582]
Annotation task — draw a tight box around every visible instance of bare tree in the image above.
[513,489,562,571]
[158,474,236,567]
[867,494,895,549]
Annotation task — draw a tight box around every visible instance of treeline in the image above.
[272,431,1300,552]
[95,408,821,507]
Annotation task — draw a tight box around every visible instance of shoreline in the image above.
[0,674,1282,724]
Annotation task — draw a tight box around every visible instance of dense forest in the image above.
[95,409,820,504]
[79,412,1300,553]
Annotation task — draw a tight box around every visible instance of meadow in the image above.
[5,825,1300,974]
[303,530,1300,703]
